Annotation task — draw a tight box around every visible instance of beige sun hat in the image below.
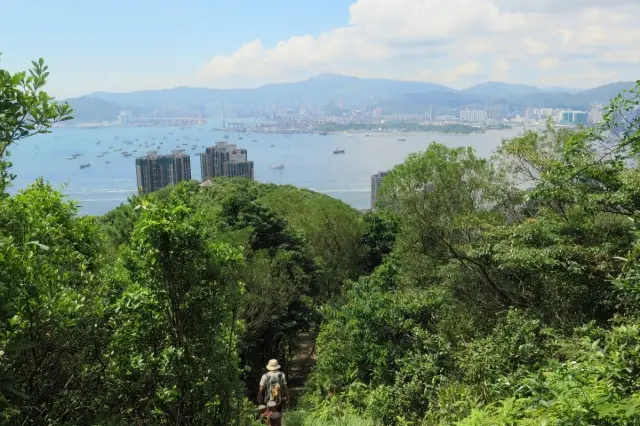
[266,359,281,371]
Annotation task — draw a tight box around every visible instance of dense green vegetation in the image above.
[2,58,640,425]
[292,81,640,425]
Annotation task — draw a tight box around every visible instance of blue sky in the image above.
[2,0,638,98]
[1,0,351,97]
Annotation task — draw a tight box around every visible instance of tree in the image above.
[0,55,72,194]
[200,186,318,387]
[109,193,247,424]
[296,82,640,426]
[0,180,109,424]
[379,143,515,309]
[359,210,400,274]
[259,185,366,297]
[0,58,88,423]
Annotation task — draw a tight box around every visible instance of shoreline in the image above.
[62,124,530,136]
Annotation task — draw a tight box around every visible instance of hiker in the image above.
[258,359,289,414]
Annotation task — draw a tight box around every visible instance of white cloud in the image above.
[491,59,511,81]
[600,50,640,65]
[538,58,559,71]
[491,0,638,13]
[524,38,548,56]
[177,0,640,91]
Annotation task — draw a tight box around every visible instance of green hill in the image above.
[63,96,151,123]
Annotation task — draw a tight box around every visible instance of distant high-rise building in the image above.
[135,150,192,195]
[199,141,254,181]
[459,108,488,122]
[527,107,554,122]
[559,110,588,125]
[574,112,588,124]
[371,171,389,209]
[487,104,507,120]
[118,111,132,125]
[590,103,604,124]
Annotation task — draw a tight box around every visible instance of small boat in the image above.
[319,131,329,136]
[123,153,132,157]
[270,144,276,148]
[80,163,90,169]
[270,163,285,170]
[97,154,104,158]
[398,138,406,142]
[238,136,243,140]
[67,155,79,160]
[105,161,110,164]
[252,139,258,142]
[333,148,345,154]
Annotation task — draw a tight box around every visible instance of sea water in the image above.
[7,126,523,216]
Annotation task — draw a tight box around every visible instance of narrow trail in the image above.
[286,332,316,405]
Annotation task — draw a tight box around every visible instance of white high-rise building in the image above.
[590,103,604,124]
[459,108,488,122]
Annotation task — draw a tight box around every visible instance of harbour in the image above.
[8,126,522,216]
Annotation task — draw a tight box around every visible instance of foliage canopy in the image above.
[2,56,640,426]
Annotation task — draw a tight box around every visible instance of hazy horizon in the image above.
[78,73,594,97]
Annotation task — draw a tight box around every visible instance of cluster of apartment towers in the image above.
[135,141,254,195]
[136,141,388,210]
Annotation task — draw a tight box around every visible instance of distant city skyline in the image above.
[60,73,634,131]
[1,0,638,98]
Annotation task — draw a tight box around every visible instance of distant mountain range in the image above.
[62,73,637,122]
[61,96,151,123]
